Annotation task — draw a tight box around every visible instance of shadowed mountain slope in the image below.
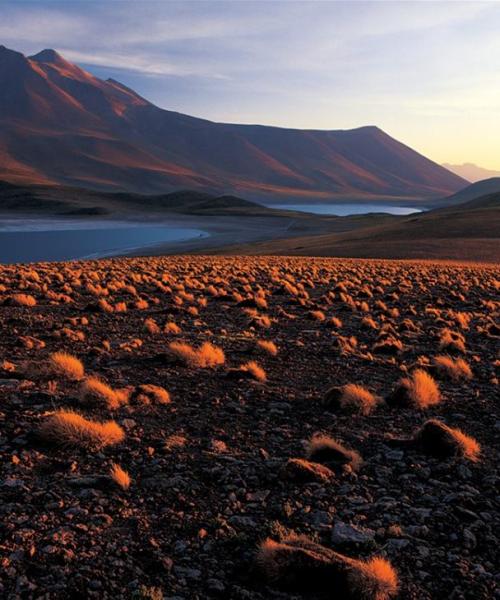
[0,45,466,200]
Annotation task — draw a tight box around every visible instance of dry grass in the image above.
[131,384,171,405]
[438,328,466,353]
[168,341,225,368]
[432,355,473,381]
[306,435,362,472]
[9,293,37,307]
[110,463,131,489]
[389,369,441,409]
[414,419,481,462]
[79,376,130,410]
[256,535,398,599]
[46,352,85,381]
[38,410,125,449]
[323,383,378,415]
[256,340,278,356]
[238,360,267,382]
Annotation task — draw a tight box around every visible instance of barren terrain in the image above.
[0,256,498,599]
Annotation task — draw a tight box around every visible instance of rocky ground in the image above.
[0,256,498,599]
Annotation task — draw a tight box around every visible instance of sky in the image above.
[2,0,500,169]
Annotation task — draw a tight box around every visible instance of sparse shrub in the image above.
[110,463,131,489]
[168,341,225,368]
[44,352,85,381]
[432,355,472,381]
[164,321,181,334]
[323,383,378,415]
[8,293,37,307]
[306,435,362,472]
[388,369,441,409]
[256,535,398,599]
[38,410,125,449]
[130,384,171,405]
[256,340,278,356]
[438,328,466,353]
[413,419,480,461]
[79,376,129,409]
[237,360,267,382]
[144,318,161,334]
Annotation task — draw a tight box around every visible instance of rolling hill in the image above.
[0,45,466,201]
[214,192,500,262]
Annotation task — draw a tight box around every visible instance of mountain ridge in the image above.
[0,45,466,199]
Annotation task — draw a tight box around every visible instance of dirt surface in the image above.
[0,256,498,599]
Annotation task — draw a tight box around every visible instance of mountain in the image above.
[441,178,500,206]
[219,192,500,263]
[442,162,500,183]
[0,45,466,200]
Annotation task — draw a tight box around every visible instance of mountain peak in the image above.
[29,49,67,66]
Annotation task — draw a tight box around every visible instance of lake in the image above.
[269,203,422,216]
[0,219,208,264]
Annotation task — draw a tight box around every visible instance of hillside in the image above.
[439,178,500,206]
[0,180,297,217]
[213,193,500,262]
[0,45,466,200]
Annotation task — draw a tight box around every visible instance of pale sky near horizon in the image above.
[2,0,499,169]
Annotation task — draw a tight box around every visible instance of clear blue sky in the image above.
[2,0,499,168]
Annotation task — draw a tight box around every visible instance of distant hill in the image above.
[0,180,293,217]
[216,192,500,262]
[441,178,500,206]
[443,163,500,183]
[0,44,466,201]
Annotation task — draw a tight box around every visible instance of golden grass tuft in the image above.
[432,355,473,381]
[110,463,131,489]
[389,369,441,409]
[168,341,225,368]
[79,376,130,409]
[131,384,171,405]
[47,352,85,381]
[10,293,37,307]
[414,419,481,462]
[38,410,125,449]
[324,383,378,415]
[256,340,278,356]
[306,435,362,472]
[238,360,267,382]
[256,535,398,599]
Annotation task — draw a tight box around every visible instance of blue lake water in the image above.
[0,220,208,263]
[269,203,422,216]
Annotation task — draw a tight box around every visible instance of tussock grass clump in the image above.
[256,340,278,356]
[8,293,37,307]
[388,369,441,409]
[110,463,131,489]
[283,458,334,484]
[79,376,130,410]
[372,336,403,355]
[39,410,125,449]
[256,535,398,600]
[306,435,362,473]
[414,419,481,462]
[432,355,473,381]
[438,328,466,353]
[46,352,85,381]
[130,384,171,405]
[309,310,326,321]
[238,360,267,382]
[168,341,225,368]
[164,321,181,334]
[323,384,378,415]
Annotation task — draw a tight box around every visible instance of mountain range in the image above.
[0,45,466,200]
[442,163,500,183]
